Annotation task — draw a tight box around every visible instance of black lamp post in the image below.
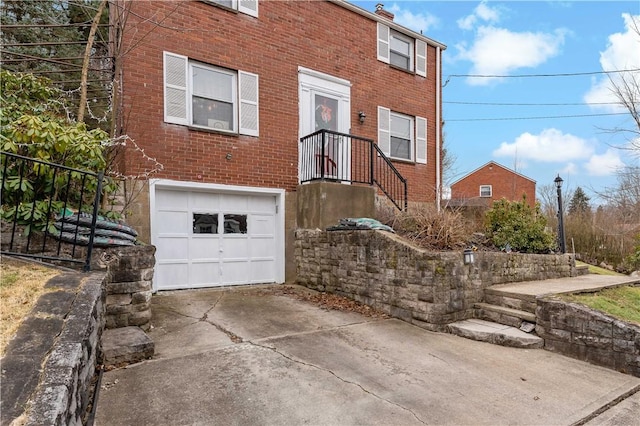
[554,174,566,253]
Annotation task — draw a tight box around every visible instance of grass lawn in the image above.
[564,286,640,325]
[0,257,60,357]
[575,260,625,276]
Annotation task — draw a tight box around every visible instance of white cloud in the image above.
[562,162,578,176]
[388,3,439,33]
[457,1,501,30]
[493,128,593,162]
[584,14,640,112]
[457,26,567,85]
[584,149,625,176]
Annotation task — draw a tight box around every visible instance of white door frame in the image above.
[298,67,351,182]
[149,179,286,292]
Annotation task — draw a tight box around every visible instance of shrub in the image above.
[624,234,640,271]
[1,70,118,234]
[381,204,468,250]
[484,197,555,253]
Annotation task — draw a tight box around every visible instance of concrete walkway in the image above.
[487,274,639,301]
[94,285,640,425]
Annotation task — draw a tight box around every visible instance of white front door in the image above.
[298,67,351,182]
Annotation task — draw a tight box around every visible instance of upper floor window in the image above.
[389,31,413,71]
[163,52,259,136]
[201,0,258,17]
[378,106,427,164]
[480,185,492,197]
[377,22,426,77]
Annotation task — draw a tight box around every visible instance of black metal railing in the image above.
[1,151,103,271]
[300,129,407,210]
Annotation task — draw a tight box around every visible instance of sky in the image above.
[352,0,640,204]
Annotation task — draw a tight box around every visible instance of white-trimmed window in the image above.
[163,52,259,136]
[377,23,426,77]
[200,0,258,17]
[480,185,492,197]
[377,106,427,163]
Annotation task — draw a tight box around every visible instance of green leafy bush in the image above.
[1,70,117,234]
[485,197,556,253]
[624,234,640,270]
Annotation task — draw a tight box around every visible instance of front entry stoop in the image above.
[102,326,155,367]
[447,319,544,349]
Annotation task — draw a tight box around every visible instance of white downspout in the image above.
[435,46,442,211]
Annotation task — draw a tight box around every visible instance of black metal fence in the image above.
[300,129,407,210]
[1,151,103,271]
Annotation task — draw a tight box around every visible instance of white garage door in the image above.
[152,187,278,290]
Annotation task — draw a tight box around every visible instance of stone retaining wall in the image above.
[2,273,108,426]
[536,297,640,377]
[295,229,578,331]
[2,245,156,426]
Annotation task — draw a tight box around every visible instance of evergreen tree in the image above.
[568,187,591,216]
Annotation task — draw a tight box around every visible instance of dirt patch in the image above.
[246,285,390,319]
[0,256,61,356]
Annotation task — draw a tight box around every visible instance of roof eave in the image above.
[329,0,447,50]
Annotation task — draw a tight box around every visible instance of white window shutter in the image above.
[378,106,391,156]
[416,40,427,77]
[415,116,427,164]
[238,0,258,17]
[377,23,390,63]
[239,71,259,136]
[163,51,189,126]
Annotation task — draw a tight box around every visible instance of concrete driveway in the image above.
[94,285,640,425]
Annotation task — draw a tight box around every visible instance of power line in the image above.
[446,68,640,80]
[444,100,622,106]
[443,68,640,87]
[446,112,629,122]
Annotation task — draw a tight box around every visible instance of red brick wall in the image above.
[116,0,441,203]
[450,163,536,207]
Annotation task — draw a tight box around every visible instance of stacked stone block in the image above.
[99,245,156,331]
[536,297,640,377]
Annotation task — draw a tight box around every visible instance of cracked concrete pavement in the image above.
[94,285,640,425]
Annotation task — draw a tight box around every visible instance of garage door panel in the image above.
[250,260,275,282]
[190,192,220,210]
[157,190,188,210]
[222,238,249,259]
[222,261,250,285]
[249,195,275,213]
[190,261,220,285]
[156,237,189,260]
[156,211,189,234]
[251,215,275,236]
[222,194,249,211]
[156,263,189,289]
[189,237,220,260]
[250,238,275,258]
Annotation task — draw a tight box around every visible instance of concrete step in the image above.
[102,326,155,367]
[447,319,544,349]
[483,289,537,314]
[475,302,536,328]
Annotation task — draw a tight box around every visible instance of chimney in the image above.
[375,3,394,21]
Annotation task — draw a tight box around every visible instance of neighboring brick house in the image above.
[111,0,446,290]
[449,161,536,208]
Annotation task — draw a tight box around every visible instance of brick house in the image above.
[449,161,536,208]
[111,0,446,290]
